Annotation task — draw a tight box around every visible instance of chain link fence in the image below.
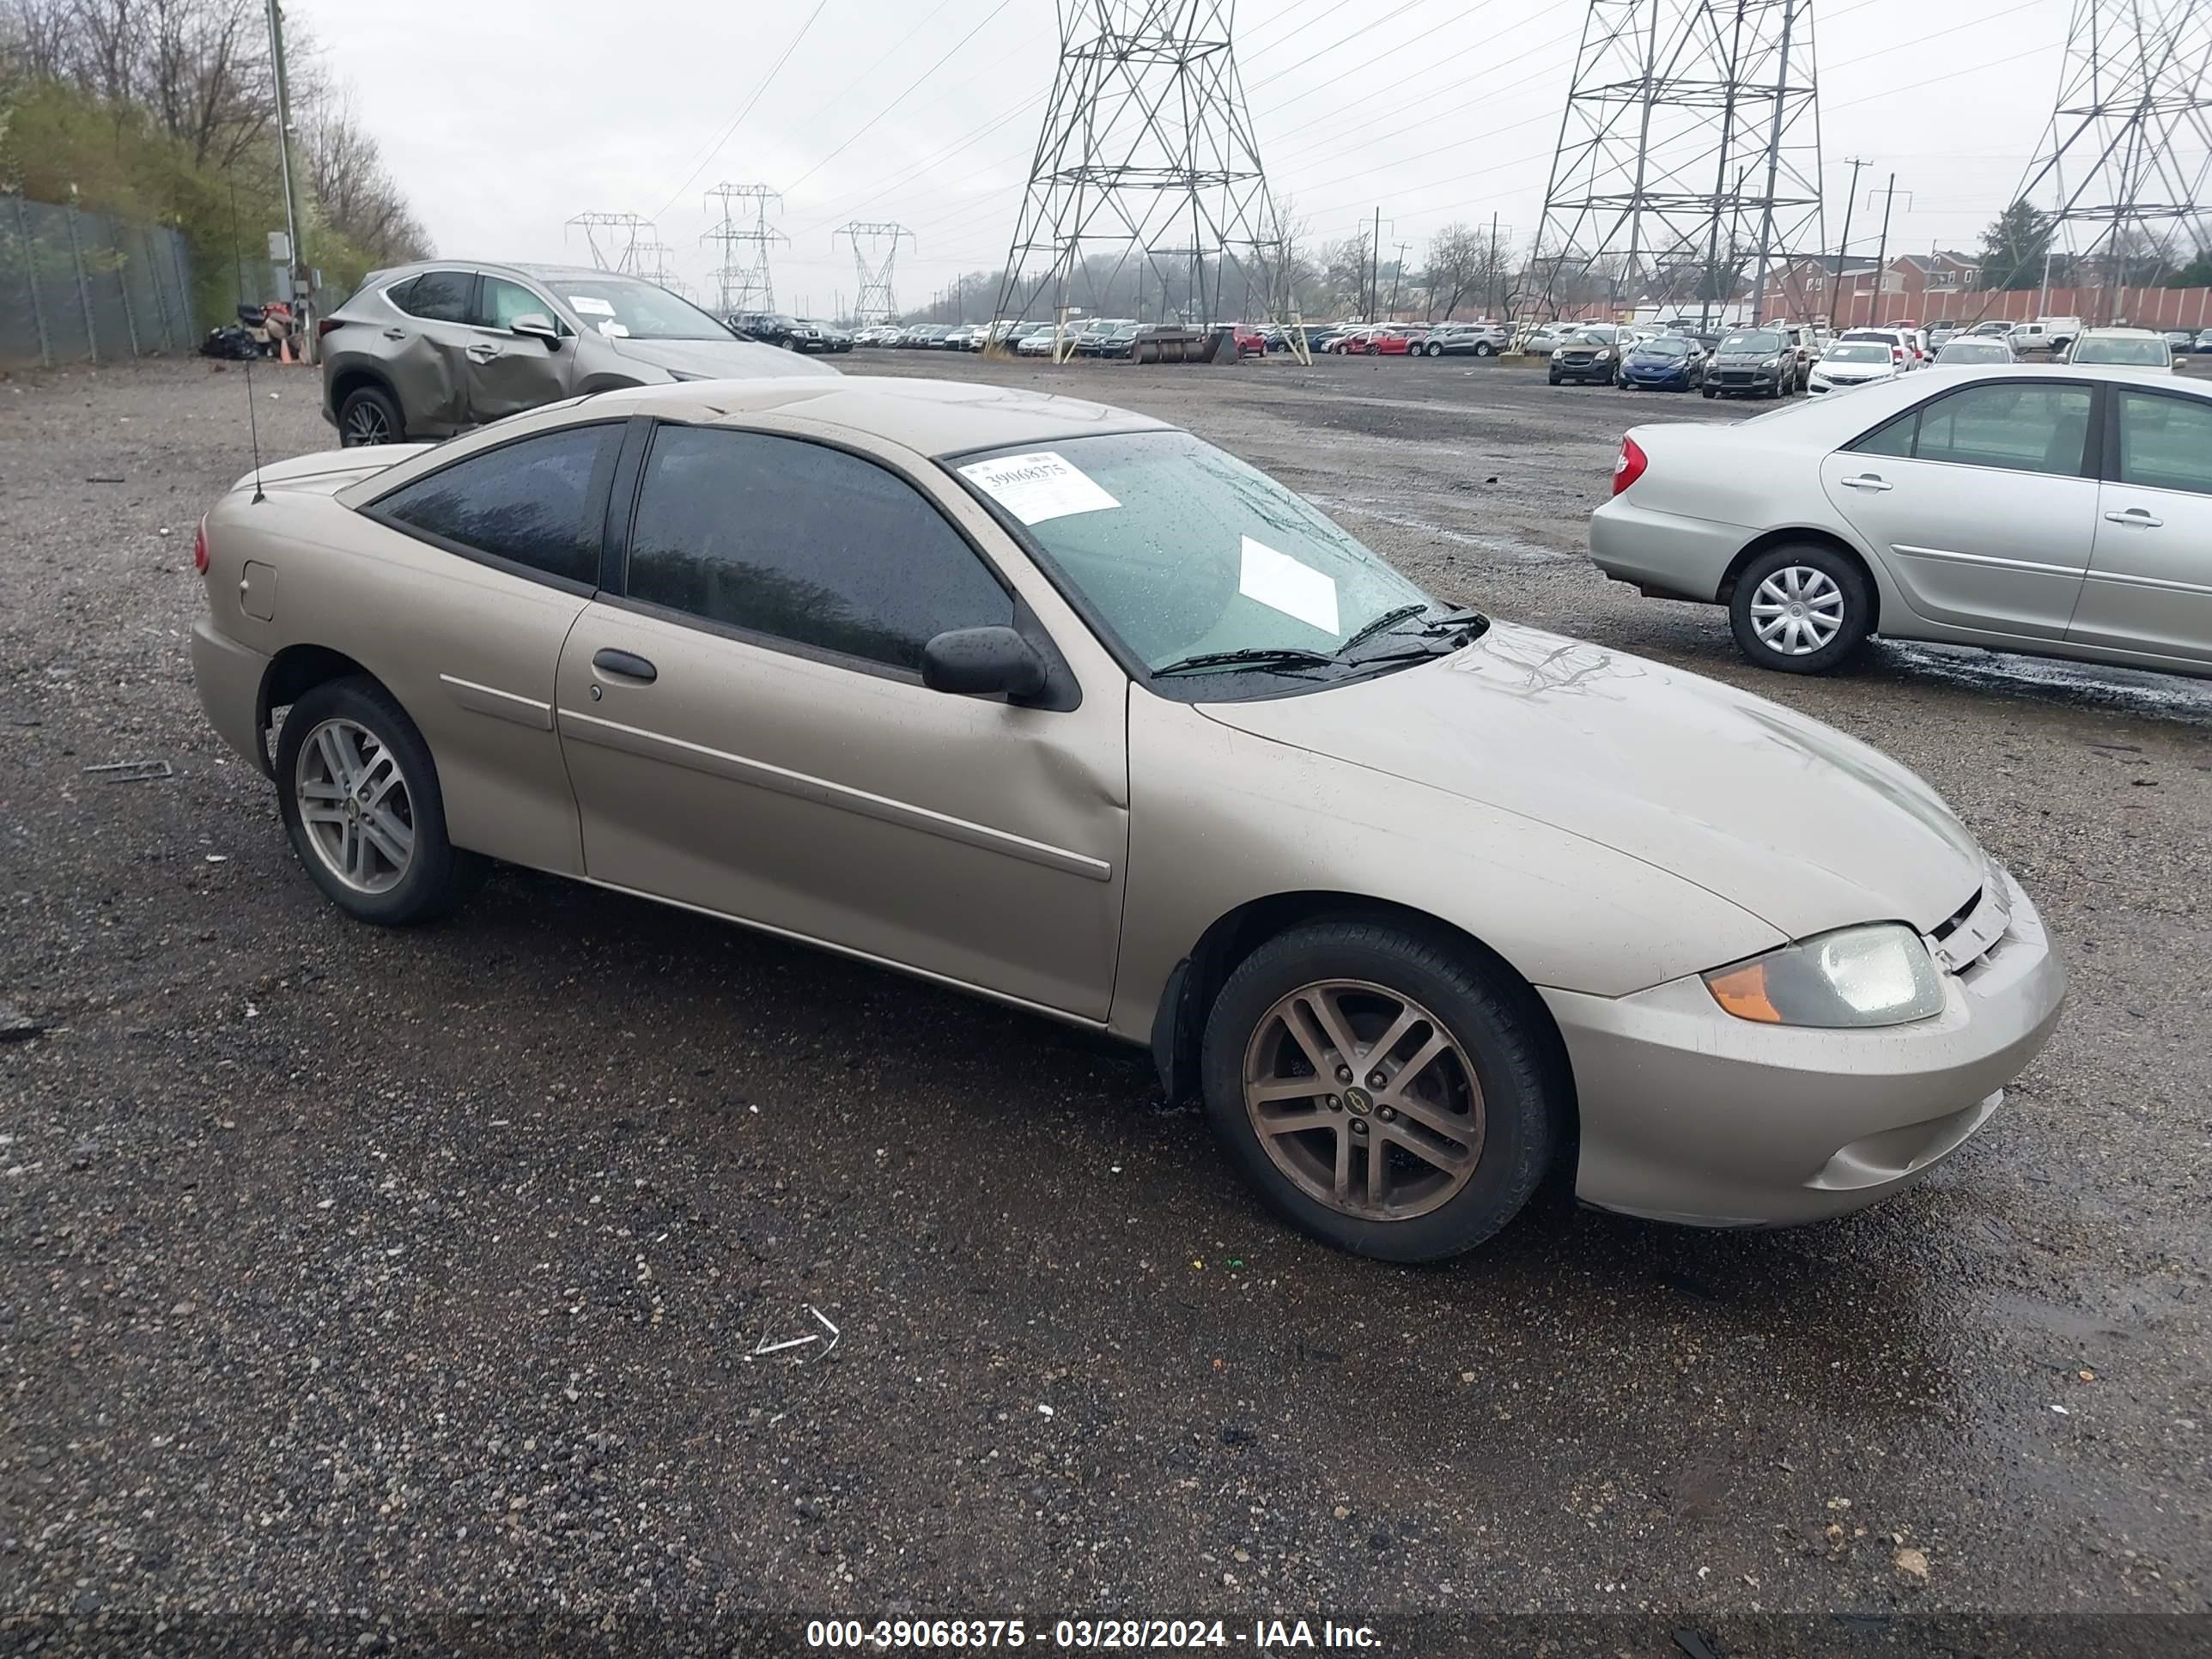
[1,192,198,369]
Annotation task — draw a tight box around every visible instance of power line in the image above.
[649,0,831,225]
[782,0,1019,198]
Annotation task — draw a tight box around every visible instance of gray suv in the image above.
[319,261,831,446]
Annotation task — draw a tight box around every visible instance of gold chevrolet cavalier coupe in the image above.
[189,377,2065,1261]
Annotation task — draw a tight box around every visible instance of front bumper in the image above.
[1711,366,1784,391]
[191,615,273,776]
[1544,866,2065,1228]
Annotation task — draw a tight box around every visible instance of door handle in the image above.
[1839,474,1893,491]
[592,648,658,684]
[382,327,406,341]
[2103,508,2163,527]
[465,343,499,362]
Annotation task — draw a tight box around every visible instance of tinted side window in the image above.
[374,426,613,585]
[394,269,473,323]
[626,428,1012,672]
[1914,384,2093,476]
[477,276,555,331]
[1853,409,1918,459]
[2115,392,2212,497]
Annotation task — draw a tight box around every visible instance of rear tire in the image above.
[1473,341,1495,356]
[1728,544,1874,676]
[276,676,485,926]
[337,386,404,447]
[1200,920,1560,1263]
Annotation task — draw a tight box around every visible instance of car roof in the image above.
[2078,326,2160,337]
[574,374,1173,458]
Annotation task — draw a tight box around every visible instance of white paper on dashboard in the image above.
[1238,536,1340,635]
[957,451,1121,525]
[568,295,617,317]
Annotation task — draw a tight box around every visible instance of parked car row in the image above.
[726,313,854,354]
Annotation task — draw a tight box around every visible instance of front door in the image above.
[1820,380,2098,639]
[465,276,574,423]
[381,267,480,434]
[2069,386,2212,667]
[553,422,1129,1021]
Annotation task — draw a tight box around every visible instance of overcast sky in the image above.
[301,0,2094,315]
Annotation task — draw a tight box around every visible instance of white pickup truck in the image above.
[2007,316,2084,353]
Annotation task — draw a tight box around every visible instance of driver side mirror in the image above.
[921,626,1047,701]
[511,313,563,349]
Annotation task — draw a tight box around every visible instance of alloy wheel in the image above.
[294,717,415,894]
[342,402,390,446]
[1242,979,1485,1222]
[1749,566,1846,656]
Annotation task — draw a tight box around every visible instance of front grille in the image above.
[1929,876,2011,975]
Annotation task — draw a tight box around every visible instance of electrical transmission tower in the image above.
[567,211,654,272]
[1536,0,1823,325]
[2010,0,2212,305]
[836,222,916,324]
[630,240,684,289]
[992,0,1299,356]
[703,184,786,316]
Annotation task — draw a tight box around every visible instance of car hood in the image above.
[1625,356,1691,370]
[1818,364,1893,378]
[1714,349,1779,364]
[607,335,839,378]
[1197,622,1984,941]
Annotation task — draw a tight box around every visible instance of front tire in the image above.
[1425,341,1443,357]
[337,386,404,447]
[1728,544,1874,675]
[276,677,484,925]
[1201,921,1560,1263]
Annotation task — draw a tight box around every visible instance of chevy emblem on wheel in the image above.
[190,374,2065,1262]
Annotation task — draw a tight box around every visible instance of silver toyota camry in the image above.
[189,377,2066,1262]
[1592,364,2212,679]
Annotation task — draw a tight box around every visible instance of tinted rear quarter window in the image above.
[372,425,615,585]
[394,269,475,323]
[1855,384,2093,476]
[625,428,1012,672]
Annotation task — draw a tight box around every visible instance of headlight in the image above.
[1704,924,1945,1028]
[1595,347,1614,359]
[1765,356,1785,368]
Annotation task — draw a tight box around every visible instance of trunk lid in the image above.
[230,442,427,496]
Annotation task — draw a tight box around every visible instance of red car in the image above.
[1365,326,1424,356]
[1233,322,1266,356]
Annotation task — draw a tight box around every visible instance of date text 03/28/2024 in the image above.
[805,1618,1384,1650]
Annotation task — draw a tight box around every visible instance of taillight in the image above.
[1612,435,1648,496]
[192,516,210,574]
[317,316,342,337]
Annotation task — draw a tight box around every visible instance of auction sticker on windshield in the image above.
[568,296,617,317]
[1239,535,1340,635]
[958,452,1121,526]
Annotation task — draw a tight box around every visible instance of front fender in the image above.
[1108,692,1785,1045]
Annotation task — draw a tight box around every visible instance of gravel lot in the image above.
[3,351,2208,1650]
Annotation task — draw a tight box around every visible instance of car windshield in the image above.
[1632,337,1692,357]
[2073,337,2168,364]
[1936,341,2008,362]
[1825,343,1891,363]
[1721,331,1784,352]
[951,430,1462,690]
[554,278,735,341]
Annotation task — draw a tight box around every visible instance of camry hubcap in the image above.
[1750,566,1845,655]
[1243,980,1485,1222]
[295,718,414,894]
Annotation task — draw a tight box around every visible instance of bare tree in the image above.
[1321,230,1371,315]
[1425,222,1483,319]
[301,87,429,264]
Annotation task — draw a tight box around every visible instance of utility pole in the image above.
[1388,239,1411,318]
[1826,157,1866,327]
[1869,174,1899,326]
[1489,213,1502,317]
[1370,207,1382,318]
[264,0,313,362]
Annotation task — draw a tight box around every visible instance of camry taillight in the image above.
[192,515,210,574]
[1613,435,1648,496]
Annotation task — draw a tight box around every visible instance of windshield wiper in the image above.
[1151,647,1335,678]
[1337,605,1488,657]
